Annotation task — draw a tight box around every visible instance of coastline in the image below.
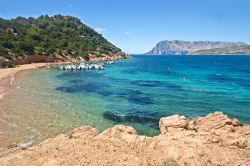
[0,54,127,99]
[0,63,48,82]
[0,53,128,81]
[0,63,50,100]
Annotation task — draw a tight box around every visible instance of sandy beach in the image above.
[0,63,48,82]
[0,63,49,99]
[0,63,50,147]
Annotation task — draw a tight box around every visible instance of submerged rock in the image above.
[124,110,160,124]
[103,111,122,123]
[103,110,161,129]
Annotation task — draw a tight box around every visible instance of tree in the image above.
[2,41,15,49]
[18,42,34,54]
[31,34,42,41]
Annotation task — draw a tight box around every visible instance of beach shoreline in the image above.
[0,63,52,101]
[0,63,48,82]
[0,63,56,148]
[0,53,128,85]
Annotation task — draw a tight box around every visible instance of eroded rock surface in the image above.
[159,115,188,134]
[0,112,249,166]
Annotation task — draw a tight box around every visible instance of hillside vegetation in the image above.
[0,15,124,67]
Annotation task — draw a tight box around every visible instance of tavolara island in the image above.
[146,40,250,55]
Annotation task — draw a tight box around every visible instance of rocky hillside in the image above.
[146,40,250,55]
[0,112,249,166]
[0,15,126,67]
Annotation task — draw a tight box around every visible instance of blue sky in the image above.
[0,0,250,53]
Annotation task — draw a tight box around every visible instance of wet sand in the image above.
[0,63,50,147]
[0,63,49,81]
[0,63,48,94]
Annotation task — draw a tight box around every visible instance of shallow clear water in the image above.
[1,55,250,146]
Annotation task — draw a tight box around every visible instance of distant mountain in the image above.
[0,15,126,67]
[146,40,250,55]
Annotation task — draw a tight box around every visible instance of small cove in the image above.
[1,55,250,147]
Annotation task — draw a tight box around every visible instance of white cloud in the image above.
[94,28,107,33]
[125,31,130,35]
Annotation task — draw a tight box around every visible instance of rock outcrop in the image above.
[159,115,188,133]
[159,112,250,148]
[0,112,249,166]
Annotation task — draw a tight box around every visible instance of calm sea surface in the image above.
[1,55,250,147]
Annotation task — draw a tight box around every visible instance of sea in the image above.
[1,55,250,147]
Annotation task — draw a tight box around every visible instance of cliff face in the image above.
[0,112,249,166]
[146,40,250,55]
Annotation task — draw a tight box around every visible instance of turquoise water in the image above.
[2,55,250,146]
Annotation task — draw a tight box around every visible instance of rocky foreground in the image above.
[0,112,249,166]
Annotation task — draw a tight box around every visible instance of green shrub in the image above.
[31,34,42,41]
[18,42,34,54]
[2,41,15,49]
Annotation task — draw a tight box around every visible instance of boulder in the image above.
[67,126,99,139]
[98,125,138,144]
[193,112,231,132]
[102,125,137,136]
[98,125,137,138]
[230,118,242,127]
[159,115,188,134]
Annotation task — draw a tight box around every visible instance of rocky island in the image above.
[0,112,249,166]
[146,40,250,55]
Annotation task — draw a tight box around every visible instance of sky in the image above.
[0,0,250,54]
